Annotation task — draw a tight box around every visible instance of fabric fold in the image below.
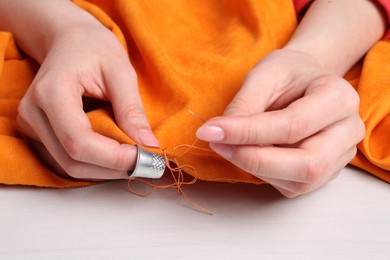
[0,0,389,187]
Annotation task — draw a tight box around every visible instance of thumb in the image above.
[196,67,279,144]
[222,67,278,117]
[104,65,159,147]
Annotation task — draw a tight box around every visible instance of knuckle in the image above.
[31,82,53,107]
[343,96,359,115]
[301,157,326,184]
[238,116,258,144]
[112,148,128,170]
[17,98,30,119]
[285,115,306,144]
[243,149,264,175]
[355,119,366,143]
[350,92,361,111]
[338,82,360,114]
[349,146,358,161]
[225,97,252,116]
[122,103,147,121]
[60,159,82,179]
[62,134,85,161]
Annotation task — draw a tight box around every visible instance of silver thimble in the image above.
[127,146,166,179]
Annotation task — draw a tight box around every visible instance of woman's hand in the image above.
[197,0,385,197]
[16,21,158,180]
[196,49,365,197]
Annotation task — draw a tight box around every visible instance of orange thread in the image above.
[187,109,206,123]
[173,138,213,159]
[128,141,214,215]
[127,109,215,215]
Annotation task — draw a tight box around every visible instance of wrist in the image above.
[282,30,357,76]
[283,0,386,76]
[0,0,101,63]
[42,6,103,62]
[276,47,331,77]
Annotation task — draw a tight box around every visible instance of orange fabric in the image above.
[0,0,389,188]
[347,41,390,183]
[0,32,92,187]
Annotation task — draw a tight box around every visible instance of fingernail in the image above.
[138,129,160,147]
[196,125,225,142]
[209,143,233,159]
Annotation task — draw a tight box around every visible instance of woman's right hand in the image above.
[16,20,159,180]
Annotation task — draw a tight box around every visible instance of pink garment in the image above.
[293,0,390,39]
[378,0,390,38]
[292,0,312,14]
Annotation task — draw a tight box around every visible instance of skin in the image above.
[196,0,386,197]
[0,0,386,196]
[0,0,159,179]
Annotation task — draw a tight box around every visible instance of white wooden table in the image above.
[1,166,389,259]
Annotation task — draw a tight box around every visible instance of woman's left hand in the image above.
[196,49,365,197]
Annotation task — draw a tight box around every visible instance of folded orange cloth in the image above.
[348,41,390,183]
[0,0,389,188]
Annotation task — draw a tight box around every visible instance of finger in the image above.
[208,117,362,183]
[17,109,65,174]
[259,147,356,197]
[221,68,280,116]
[210,144,320,183]
[19,100,133,179]
[197,79,359,145]
[260,170,336,198]
[103,63,160,147]
[31,139,130,180]
[16,113,40,142]
[221,50,315,116]
[24,89,138,173]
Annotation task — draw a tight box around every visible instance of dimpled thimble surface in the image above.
[127,146,166,179]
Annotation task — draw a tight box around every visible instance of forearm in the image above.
[285,0,387,75]
[0,0,99,63]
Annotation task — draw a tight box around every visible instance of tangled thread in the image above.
[128,109,216,215]
[128,139,215,215]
